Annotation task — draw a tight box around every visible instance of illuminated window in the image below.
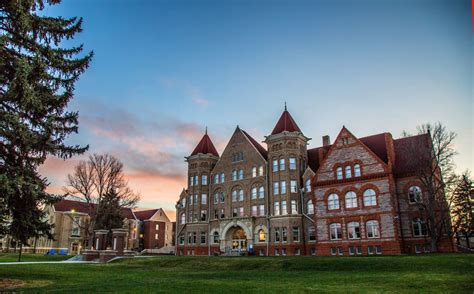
[259,229,266,242]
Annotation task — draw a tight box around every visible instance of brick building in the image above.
[134,208,174,254]
[175,107,454,256]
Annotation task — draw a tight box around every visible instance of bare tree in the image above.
[402,122,457,252]
[64,154,140,248]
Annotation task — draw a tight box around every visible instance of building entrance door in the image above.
[231,228,247,251]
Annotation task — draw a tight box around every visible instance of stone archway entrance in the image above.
[230,227,247,251]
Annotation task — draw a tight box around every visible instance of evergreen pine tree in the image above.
[0,0,93,260]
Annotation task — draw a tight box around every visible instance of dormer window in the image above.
[342,137,349,145]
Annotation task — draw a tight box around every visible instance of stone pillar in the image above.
[94,229,109,250]
[111,228,128,256]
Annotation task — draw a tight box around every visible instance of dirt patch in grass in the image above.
[0,279,26,289]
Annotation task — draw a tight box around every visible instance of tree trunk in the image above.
[18,243,22,262]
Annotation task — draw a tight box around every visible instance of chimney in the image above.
[322,135,331,146]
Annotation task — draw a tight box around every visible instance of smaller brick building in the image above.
[134,208,174,253]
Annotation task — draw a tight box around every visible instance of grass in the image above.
[0,253,70,262]
[0,253,472,293]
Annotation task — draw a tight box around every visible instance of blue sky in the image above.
[40,0,473,220]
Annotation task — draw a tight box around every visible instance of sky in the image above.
[39,0,473,221]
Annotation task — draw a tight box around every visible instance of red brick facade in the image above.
[176,109,454,256]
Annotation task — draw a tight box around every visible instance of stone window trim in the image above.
[340,187,362,211]
[360,184,381,208]
[403,181,424,205]
[332,160,363,181]
[324,189,342,212]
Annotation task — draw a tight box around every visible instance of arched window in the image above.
[345,191,357,208]
[251,187,257,199]
[258,187,265,198]
[354,164,361,177]
[258,166,264,176]
[232,190,238,202]
[366,220,380,238]
[412,218,427,236]
[336,167,343,180]
[180,213,186,224]
[408,186,422,203]
[305,179,311,192]
[213,231,219,243]
[258,229,266,242]
[214,193,219,204]
[347,222,360,239]
[239,189,244,201]
[219,192,225,202]
[232,170,237,181]
[214,174,219,184]
[238,169,244,180]
[345,166,352,178]
[220,173,225,183]
[363,189,377,206]
[329,223,342,240]
[307,200,314,214]
[328,193,339,210]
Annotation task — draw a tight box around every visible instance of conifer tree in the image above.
[0,0,93,260]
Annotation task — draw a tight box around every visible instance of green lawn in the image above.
[0,254,472,293]
[0,253,70,262]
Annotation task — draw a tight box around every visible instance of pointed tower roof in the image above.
[190,129,219,157]
[270,105,302,135]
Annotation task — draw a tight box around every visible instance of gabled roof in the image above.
[54,199,93,214]
[190,131,219,157]
[271,109,302,135]
[393,134,431,175]
[53,199,137,220]
[241,129,268,159]
[307,145,331,172]
[359,133,389,163]
[134,209,159,221]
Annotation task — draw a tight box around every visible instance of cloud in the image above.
[158,76,210,108]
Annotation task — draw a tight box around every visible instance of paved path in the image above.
[0,261,98,265]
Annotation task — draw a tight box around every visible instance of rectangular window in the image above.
[214,174,219,184]
[192,232,197,244]
[200,210,206,221]
[368,245,374,255]
[356,246,362,255]
[295,248,301,256]
[274,201,280,216]
[201,194,207,205]
[330,247,337,256]
[337,247,343,256]
[155,224,159,230]
[252,167,257,177]
[349,246,355,256]
[189,195,193,205]
[259,204,265,216]
[179,234,184,245]
[279,158,285,171]
[308,226,316,241]
[282,227,288,242]
[251,188,257,199]
[155,233,159,240]
[187,232,192,244]
[220,173,225,182]
[289,157,296,170]
[282,248,287,256]
[415,244,422,254]
[273,182,279,195]
[290,180,297,193]
[239,207,244,217]
[202,175,208,185]
[71,216,80,236]
[330,223,342,240]
[281,200,287,215]
[200,232,206,244]
[220,209,225,219]
[258,166,264,176]
[376,245,382,255]
[214,209,218,219]
[291,200,297,214]
[274,227,281,242]
[275,248,279,256]
[273,160,278,172]
[280,181,286,194]
[214,193,219,204]
[194,175,198,185]
[189,176,193,186]
[232,170,237,181]
[292,227,300,242]
[232,208,238,217]
[193,194,198,204]
[310,248,316,256]
[251,205,258,216]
